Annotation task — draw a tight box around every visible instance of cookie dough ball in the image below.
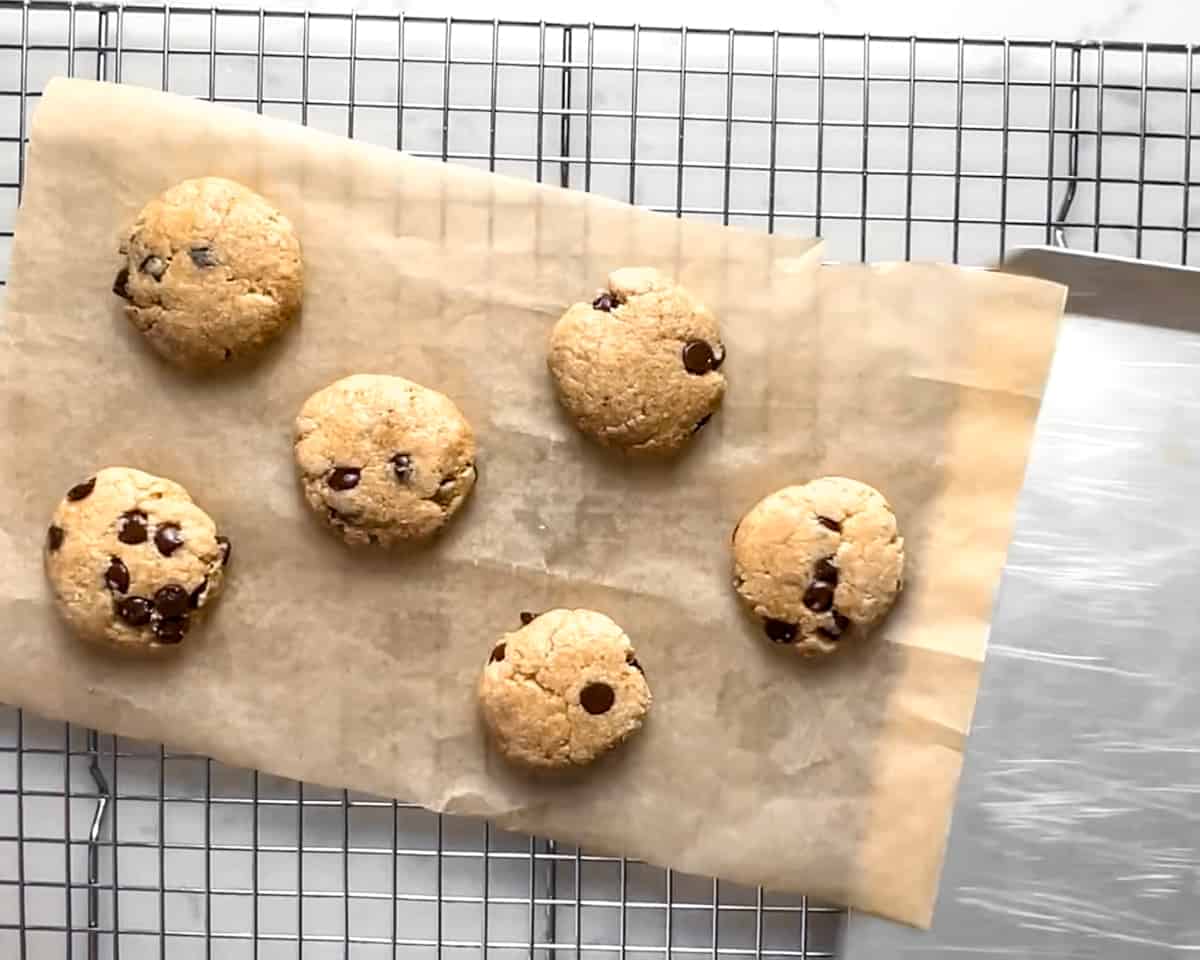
[113,176,303,371]
[547,267,726,455]
[479,609,652,769]
[294,374,477,546]
[732,477,904,657]
[43,467,231,653]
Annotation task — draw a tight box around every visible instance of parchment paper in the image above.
[0,78,1066,928]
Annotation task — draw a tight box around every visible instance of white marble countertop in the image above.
[329,0,1197,43]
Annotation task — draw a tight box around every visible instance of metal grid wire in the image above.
[1,2,1196,957]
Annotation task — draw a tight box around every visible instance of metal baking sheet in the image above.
[844,246,1200,958]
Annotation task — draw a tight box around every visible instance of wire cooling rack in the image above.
[1,3,1197,958]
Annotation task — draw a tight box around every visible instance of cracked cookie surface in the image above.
[478,609,652,769]
[732,477,904,658]
[294,374,477,547]
[547,267,726,456]
[44,466,230,653]
[114,176,303,371]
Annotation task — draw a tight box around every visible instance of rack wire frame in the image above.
[1,2,1196,958]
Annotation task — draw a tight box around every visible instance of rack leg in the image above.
[86,730,111,960]
[1053,45,1084,248]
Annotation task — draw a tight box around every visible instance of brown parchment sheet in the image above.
[0,78,1066,928]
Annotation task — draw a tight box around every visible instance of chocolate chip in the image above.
[104,557,130,594]
[764,618,797,644]
[682,339,717,375]
[489,643,506,663]
[67,477,96,501]
[154,523,184,557]
[189,579,208,609]
[803,581,835,613]
[46,525,64,552]
[592,291,617,311]
[216,535,231,566]
[580,682,615,715]
[328,467,361,491]
[140,255,166,280]
[116,595,153,627]
[832,611,850,633]
[391,453,413,483]
[813,557,838,585]
[154,584,190,618]
[519,611,537,626]
[189,246,218,268]
[814,627,841,643]
[626,653,644,673]
[432,477,457,506]
[117,510,148,545]
[817,515,842,533]
[153,616,189,644]
[112,267,131,300]
[692,413,713,434]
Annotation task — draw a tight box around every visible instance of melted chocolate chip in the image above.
[832,611,850,633]
[46,525,64,552]
[116,595,153,627]
[390,453,413,483]
[104,557,130,594]
[817,515,842,533]
[580,682,615,715]
[682,339,717,375]
[154,584,190,618]
[67,477,96,501]
[692,413,713,434]
[626,653,644,673]
[189,246,218,268]
[140,255,166,280]
[489,643,506,663]
[154,523,184,557]
[216,535,231,566]
[328,467,361,491]
[519,611,537,626]
[814,627,841,643]
[153,616,189,644]
[813,557,839,585]
[112,267,131,300]
[189,579,208,609]
[117,510,148,545]
[592,291,617,311]
[803,581,835,613]
[764,618,797,644]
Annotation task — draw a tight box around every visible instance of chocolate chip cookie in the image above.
[732,477,905,657]
[478,609,651,769]
[294,374,477,546]
[547,267,726,455]
[44,467,230,653]
[113,177,303,371]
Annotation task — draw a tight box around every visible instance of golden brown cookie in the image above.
[478,609,651,769]
[547,267,726,455]
[294,374,477,546]
[732,477,905,657]
[113,176,303,371]
[44,467,230,653]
